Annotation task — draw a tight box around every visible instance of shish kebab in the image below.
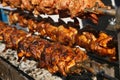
[1,0,110,23]
[0,21,90,76]
[9,12,116,60]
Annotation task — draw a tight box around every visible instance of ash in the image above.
[0,43,62,80]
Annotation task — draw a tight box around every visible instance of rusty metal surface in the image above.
[117,32,120,79]
[0,57,31,80]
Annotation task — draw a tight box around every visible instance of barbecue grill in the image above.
[0,0,120,80]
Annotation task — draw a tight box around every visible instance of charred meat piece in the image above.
[0,21,88,76]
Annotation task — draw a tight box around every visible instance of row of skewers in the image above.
[0,19,117,76]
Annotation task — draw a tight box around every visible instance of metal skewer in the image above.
[85,7,116,16]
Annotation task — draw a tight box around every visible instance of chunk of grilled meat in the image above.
[90,32,116,58]
[76,31,116,59]
[76,32,97,51]
[38,44,87,75]
[0,21,88,76]
[2,0,109,23]
[9,12,78,46]
[0,22,28,49]
[8,12,116,59]
[0,22,7,40]
[9,12,28,27]
[2,0,21,8]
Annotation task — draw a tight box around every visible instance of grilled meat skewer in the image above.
[9,12,116,60]
[2,0,109,23]
[0,21,88,76]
